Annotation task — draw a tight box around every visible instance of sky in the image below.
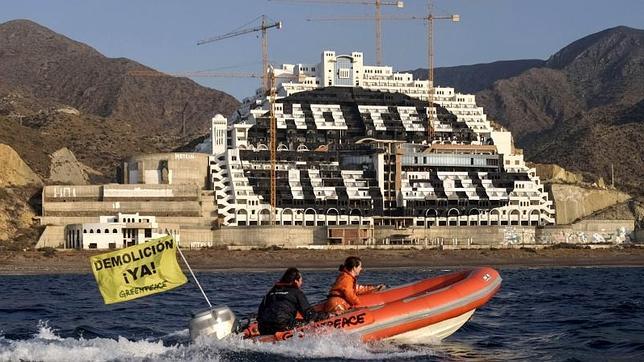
[1,0,642,100]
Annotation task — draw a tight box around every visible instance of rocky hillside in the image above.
[413,26,644,196]
[0,144,42,187]
[550,184,631,224]
[0,145,41,247]
[48,147,102,185]
[0,186,41,248]
[409,59,545,94]
[0,19,240,179]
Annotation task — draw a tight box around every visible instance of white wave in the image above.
[193,329,435,360]
[0,324,174,362]
[0,323,436,361]
[34,321,61,341]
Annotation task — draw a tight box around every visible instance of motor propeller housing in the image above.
[189,306,237,341]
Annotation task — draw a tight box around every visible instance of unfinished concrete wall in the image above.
[43,201,202,217]
[124,153,210,189]
[177,228,214,248]
[42,184,202,217]
[36,225,65,248]
[213,226,327,247]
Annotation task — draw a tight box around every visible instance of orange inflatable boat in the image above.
[189,267,502,344]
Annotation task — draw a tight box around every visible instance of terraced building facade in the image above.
[207,51,554,227]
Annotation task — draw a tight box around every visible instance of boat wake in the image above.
[0,322,169,361]
[0,322,438,361]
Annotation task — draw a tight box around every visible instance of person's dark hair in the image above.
[279,267,302,284]
[339,256,362,271]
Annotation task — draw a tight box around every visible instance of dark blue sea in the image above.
[1,267,643,361]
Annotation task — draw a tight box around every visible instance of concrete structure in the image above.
[64,212,179,250]
[42,183,203,218]
[39,182,210,248]
[123,153,210,189]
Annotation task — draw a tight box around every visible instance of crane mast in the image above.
[427,1,434,141]
[425,1,459,143]
[197,15,282,94]
[375,0,382,65]
[268,70,277,223]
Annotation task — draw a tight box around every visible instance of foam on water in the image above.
[0,323,435,362]
[0,323,175,362]
[194,329,435,360]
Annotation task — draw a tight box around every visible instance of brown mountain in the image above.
[408,59,545,94]
[0,19,239,179]
[414,26,644,195]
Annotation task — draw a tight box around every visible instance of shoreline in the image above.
[1,247,643,275]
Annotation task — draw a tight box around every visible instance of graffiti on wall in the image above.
[536,226,632,245]
[502,226,536,246]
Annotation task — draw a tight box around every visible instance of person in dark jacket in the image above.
[257,267,327,335]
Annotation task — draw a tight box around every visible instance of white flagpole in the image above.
[176,244,212,308]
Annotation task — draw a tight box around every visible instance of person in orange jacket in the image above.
[324,256,385,314]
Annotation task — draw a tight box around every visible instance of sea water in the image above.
[1,267,643,361]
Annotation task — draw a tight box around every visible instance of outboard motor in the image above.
[189,305,237,341]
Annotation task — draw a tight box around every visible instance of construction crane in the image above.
[196,15,282,93]
[272,0,403,65]
[307,1,459,142]
[424,1,459,142]
[127,68,280,224]
[268,70,277,219]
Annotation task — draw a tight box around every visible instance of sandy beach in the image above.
[1,246,643,275]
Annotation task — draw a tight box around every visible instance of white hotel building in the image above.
[207,50,555,228]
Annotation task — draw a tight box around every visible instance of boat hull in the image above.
[384,309,475,343]
[245,267,501,344]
